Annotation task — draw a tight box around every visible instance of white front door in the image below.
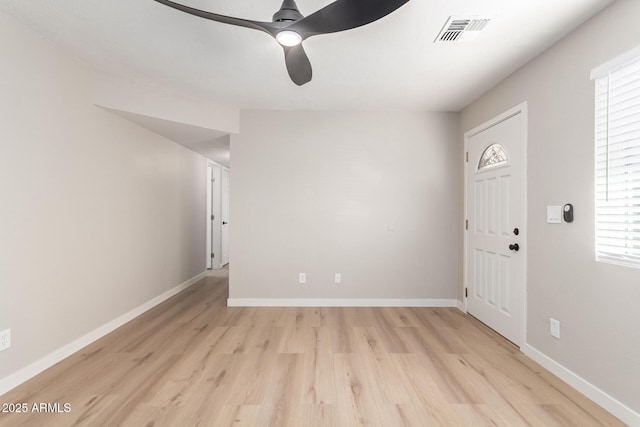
[465,107,526,346]
[221,167,230,266]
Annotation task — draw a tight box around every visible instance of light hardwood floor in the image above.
[0,272,624,426]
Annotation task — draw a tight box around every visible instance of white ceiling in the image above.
[0,0,614,113]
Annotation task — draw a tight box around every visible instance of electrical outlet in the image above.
[298,273,306,284]
[334,273,341,284]
[550,318,560,339]
[0,329,11,352]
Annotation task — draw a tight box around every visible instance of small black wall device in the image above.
[563,204,574,223]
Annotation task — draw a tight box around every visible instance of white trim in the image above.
[464,106,525,138]
[463,102,528,348]
[456,300,465,312]
[206,162,213,269]
[220,166,230,267]
[520,104,529,348]
[590,44,640,80]
[227,298,458,308]
[523,344,640,426]
[0,271,207,397]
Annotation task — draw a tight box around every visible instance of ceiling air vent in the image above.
[435,16,491,43]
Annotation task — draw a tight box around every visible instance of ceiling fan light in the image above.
[276,30,302,47]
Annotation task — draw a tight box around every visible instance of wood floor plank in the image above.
[452,403,516,427]
[299,327,335,405]
[393,354,465,426]
[285,404,335,427]
[0,273,625,427]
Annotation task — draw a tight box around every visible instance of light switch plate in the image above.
[0,329,10,352]
[550,318,560,339]
[547,206,562,224]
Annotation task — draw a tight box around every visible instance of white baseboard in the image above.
[456,300,465,312]
[0,271,207,397]
[227,298,458,307]
[523,344,640,426]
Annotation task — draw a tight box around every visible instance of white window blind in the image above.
[594,52,640,268]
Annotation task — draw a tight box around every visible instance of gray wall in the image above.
[230,110,460,301]
[460,0,640,412]
[0,12,206,381]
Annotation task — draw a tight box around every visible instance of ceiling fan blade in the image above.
[283,45,312,86]
[286,0,410,39]
[153,0,280,37]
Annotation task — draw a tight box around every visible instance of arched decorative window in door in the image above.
[478,143,508,170]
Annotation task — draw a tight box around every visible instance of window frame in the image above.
[591,45,640,269]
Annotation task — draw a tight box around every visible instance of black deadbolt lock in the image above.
[514,228,519,236]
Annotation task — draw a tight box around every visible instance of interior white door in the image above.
[221,167,230,266]
[466,110,525,346]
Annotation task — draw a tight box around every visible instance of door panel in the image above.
[466,111,525,346]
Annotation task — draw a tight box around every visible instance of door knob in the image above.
[223,221,228,225]
[509,243,520,252]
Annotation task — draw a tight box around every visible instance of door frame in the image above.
[206,160,223,270]
[463,102,528,348]
[220,166,230,266]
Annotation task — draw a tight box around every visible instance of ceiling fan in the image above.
[153,0,410,86]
